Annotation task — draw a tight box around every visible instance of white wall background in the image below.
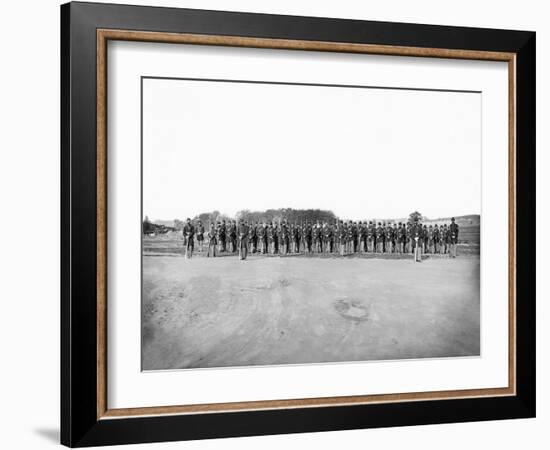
[0,0,546,449]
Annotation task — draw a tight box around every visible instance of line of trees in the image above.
[144,210,428,234]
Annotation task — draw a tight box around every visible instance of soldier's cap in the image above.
[186,218,190,221]
[451,217,455,221]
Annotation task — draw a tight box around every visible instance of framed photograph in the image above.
[61,2,535,447]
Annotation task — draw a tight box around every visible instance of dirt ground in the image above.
[142,254,480,370]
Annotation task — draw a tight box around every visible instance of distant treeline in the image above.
[143,216,175,235]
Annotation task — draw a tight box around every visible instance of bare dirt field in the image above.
[142,253,480,370]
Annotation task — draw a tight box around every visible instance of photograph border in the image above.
[62,2,535,446]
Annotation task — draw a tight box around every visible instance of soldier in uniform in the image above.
[367,221,375,253]
[248,221,258,254]
[412,218,423,262]
[422,224,428,254]
[228,220,237,253]
[350,221,358,253]
[449,217,459,257]
[440,224,448,254]
[398,222,407,254]
[434,223,441,254]
[304,221,313,253]
[207,222,217,257]
[338,221,346,256]
[427,224,434,254]
[267,222,274,254]
[257,221,266,254]
[238,220,249,260]
[392,222,399,254]
[196,221,205,253]
[273,222,280,255]
[281,220,290,255]
[385,222,393,254]
[375,222,383,253]
[182,218,195,259]
[219,220,227,253]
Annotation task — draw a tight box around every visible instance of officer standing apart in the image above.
[182,218,195,259]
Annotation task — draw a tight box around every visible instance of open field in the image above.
[142,254,480,370]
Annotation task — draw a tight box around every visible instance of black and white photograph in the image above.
[141,76,481,371]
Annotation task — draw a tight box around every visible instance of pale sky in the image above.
[143,78,481,222]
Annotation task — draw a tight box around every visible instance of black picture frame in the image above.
[61,1,535,447]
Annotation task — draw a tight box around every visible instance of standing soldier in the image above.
[325,222,333,253]
[273,223,279,255]
[412,218,422,262]
[305,221,313,254]
[267,222,274,254]
[351,222,358,253]
[182,218,195,259]
[292,223,302,253]
[392,222,399,254]
[398,222,406,254]
[339,221,347,256]
[449,217,459,257]
[376,222,384,253]
[406,222,412,254]
[257,221,266,254]
[386,222,394,254]
[281,220,290,255]
[196,221,205,253]
[422,224,428,254]
[207,222,217,257]
[238,220,249,260]
[248,221,258,254]
[219,220,227,253]
[367,221,375,253]
[427,224,434,254]
[441,224,448,254]
[229,220,237,253]
[433,224,440,254]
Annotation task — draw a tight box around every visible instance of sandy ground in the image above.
[142,254,480,370]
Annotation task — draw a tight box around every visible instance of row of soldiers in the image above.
[182,217,459,261]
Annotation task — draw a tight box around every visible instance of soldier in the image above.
[427,224,434,254]
[433,224,440,254]
[196,221,205,253]
[182,218,195,259]
[324,222,333,253]
[228,220,237,253]
[375,222,384,253]
[304,221,312,253]
[281,220,290,255]
[338,221,346,256]
[207,222,217,257]
[248,221,258,254]
[449,217,459,257]
[367,221,375,253]
[257,221,266,254]
[422,224,428,254]
[386,222,394,254]
[398,222,406,254]
[406,222,412,254]
[293,222,300,253]
[440,224,448,254]
[219,220,227,253]
[238,220,249,260]
[267,222,274,254]
[392,222,399,254]
[350,221,358,253]
[273,222,280,254]
[412,218,423,262]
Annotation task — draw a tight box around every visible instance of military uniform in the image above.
[196,222,204,253]
[433,225,440,254]
[412,220,423,262]
[449,218,459,257]
[238,221,249,260]
[367,222,375,253]
[207,223,217,257]
[182,220,195,259]
[376,223,384,253]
